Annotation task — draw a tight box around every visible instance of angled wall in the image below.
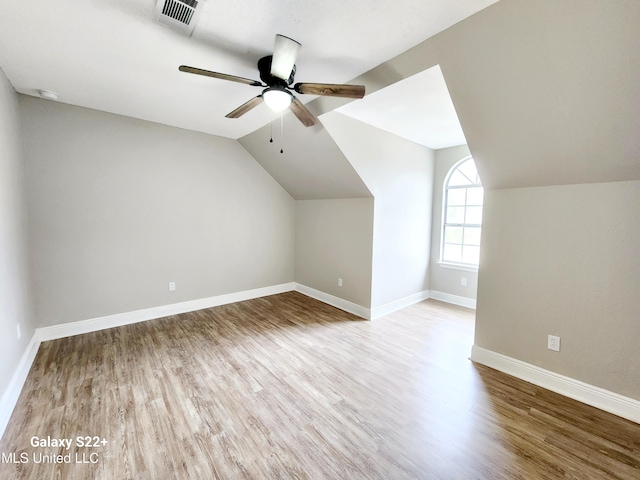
[238,112,371,200]
[321,112,434,311]
[322,0,640,405]
[436,0,640,189]
[20,96,295,327]
[331,0,640,189]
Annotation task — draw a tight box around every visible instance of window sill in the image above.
[436,261,479,273]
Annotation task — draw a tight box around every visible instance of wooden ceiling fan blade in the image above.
[294,83,365,99]
[179,66,263,86]
[270,35,301,81]
[225,96,264,118]
[289,97,317,127]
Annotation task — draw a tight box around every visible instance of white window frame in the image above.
[438,156,483,271]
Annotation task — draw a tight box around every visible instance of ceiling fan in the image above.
[179,34,366,127]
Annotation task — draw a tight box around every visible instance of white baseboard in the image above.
[370,290,430,319]
[0,332,41,442]
[0,284,481,443]
[471,345,640,425]
[294,283,370,319]
[429,290,476,309]
[2,283,296,442]
[37,282,296,342]
[35,286,475,342]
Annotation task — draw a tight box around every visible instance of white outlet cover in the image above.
[548,335,561,352]
[16,323,21,340]
[169,281,176,291]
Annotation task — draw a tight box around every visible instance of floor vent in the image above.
[154,0,205,36]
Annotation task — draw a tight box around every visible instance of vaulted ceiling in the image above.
[1,0,638,197]
[241,0,640,196]
[0,0,495,140]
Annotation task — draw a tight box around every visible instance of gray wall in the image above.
[295,198,374,308]
[476,182,640,400]
[429,145,478,301]
[321,112,434,309]
[4,0,639,417]
[0,71,34,403]
[20,96,295,327]
[334,0,639,402]
[341,0,640,189]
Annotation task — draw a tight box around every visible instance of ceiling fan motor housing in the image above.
[258,56,296,86]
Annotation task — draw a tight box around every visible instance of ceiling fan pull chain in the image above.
[280,113,284,154]
[269,116,273,143]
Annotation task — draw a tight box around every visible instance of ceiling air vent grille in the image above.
[162,0,197,25]
[154,0,205,36]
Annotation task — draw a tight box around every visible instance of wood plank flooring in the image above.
[1,291,639,479]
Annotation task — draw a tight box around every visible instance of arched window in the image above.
[441,157,483,267]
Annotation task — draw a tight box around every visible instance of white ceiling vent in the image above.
[153,0,205,37]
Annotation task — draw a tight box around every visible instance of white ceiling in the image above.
[336,65,466,149]
[0,0,496,140]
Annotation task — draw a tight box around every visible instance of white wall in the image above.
[476,181,640,400]
[429,145,478,302]
[321,112,434,309]
[20,96,295,327]
[295,198,374,308]
[0,71,35,426]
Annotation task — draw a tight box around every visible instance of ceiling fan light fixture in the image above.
[39,90,58,101]
[178,33,363,127]
[263,87,293,112]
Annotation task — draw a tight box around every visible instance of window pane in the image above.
[444,226,463,244]
[447,188,466,206]
[441,158,483,265]
[465,206,483,225]
[448,170,473,187]
[462,245,480,265]
[446,207,465,224]
[463,227,481,246]
[443,244,462,263]
[466,186,484,206]
[458,159,480,185]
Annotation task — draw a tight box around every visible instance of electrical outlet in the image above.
[548,334,561,352]
[461,277,468,287]
[338,278,343,287]
[169,281,176,292]
[16,323,21,340]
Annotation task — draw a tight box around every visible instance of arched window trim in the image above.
[439,156,483,270]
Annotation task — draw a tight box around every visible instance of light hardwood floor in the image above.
[1,292,639,479]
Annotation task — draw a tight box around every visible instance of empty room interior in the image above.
[1,0,639,479]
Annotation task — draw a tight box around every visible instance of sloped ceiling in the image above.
[336,65,466,150]
[239,111,371,200]
[326,0,640,191]
[240,65,465,199]
[2,0,638,196]
[435,0,640,189]
[0,0,497,140]
[243,0,640,196]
